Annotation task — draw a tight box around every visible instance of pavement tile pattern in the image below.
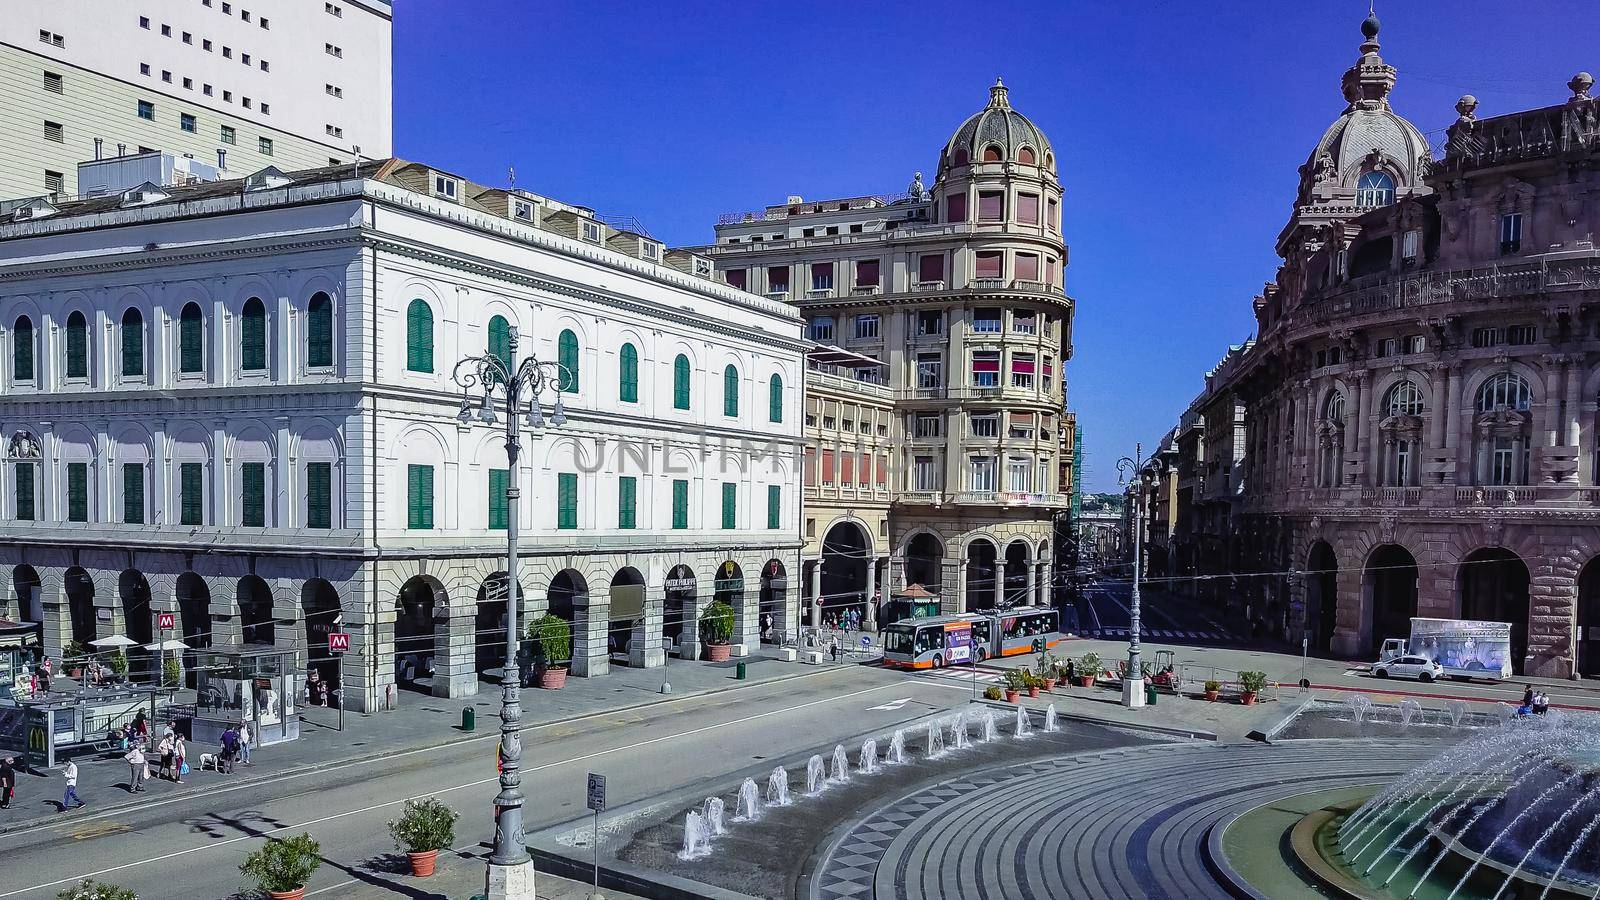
[810,739,1437,900]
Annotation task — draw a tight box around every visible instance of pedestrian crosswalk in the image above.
[920,666,1007,684]
[1093,627,1234,642]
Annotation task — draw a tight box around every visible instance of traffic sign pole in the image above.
[328,632,351,732]
[586,773,606,900]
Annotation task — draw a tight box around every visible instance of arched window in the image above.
[1017,146,1036,165]
[723,364,739,417]
[1477,373,1532,412]
[618,342,638,403]
[405,299,433,373]
[982,145,1003,162]
[179,302,204,373]
[769,373,783,423]
[673,354,691,410]
[1322,391,1346,422]
[307,292,333,368]
[1356,171,1396,207]
[1384,381,1424,416]
[240,297,267,372]
[65,311,88,379]
[1318,391,1347,488]
[12,315,34,381]
[120,308,144,377]
[488,315,510,384]
[1044,151,1055,170]
[557,328,579,393]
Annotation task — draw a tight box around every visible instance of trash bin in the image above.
[736,661,748,680]
[1145,684,1157,706]
[461,707,476,732]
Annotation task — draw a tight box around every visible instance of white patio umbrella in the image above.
[145,639,190,652]
[90,635,140,649]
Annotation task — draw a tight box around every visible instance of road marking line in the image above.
[0,681,905,898]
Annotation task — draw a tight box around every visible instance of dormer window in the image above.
[693,258,711,278]
[512,200,533,221]
[431,174,459,201]
[581,221,602,242]
[640,241,660,260]
[119,182,170,206]
[1355,171,1395,207]
[243,166,292,191]
[982,145,1003,162]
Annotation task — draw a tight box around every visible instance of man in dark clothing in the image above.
[220,727,240,774]
[0,756,16,808]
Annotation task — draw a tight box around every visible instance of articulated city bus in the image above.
[882,606,1062,669]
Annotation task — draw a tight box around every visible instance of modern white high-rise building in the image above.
[0,0,392,201]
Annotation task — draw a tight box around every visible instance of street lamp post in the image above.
[454,326,568,900]
[1115,443,1164,710]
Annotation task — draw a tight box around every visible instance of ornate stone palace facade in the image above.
[0,157,806,710]
[1164,16,1600,678]
[697,81,1075,620]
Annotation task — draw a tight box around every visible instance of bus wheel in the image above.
[932,654,944,669]
[975,648,987,663]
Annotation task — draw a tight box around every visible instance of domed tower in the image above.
[932,78,1064,248]
[1277,13,1432,258]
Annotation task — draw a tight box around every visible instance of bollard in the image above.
[461,707,476,732]
[736,661,748,680]
[1145,683,1157,706]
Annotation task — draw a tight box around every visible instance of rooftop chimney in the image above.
[94,138,103,160]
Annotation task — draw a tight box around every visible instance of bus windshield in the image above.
[883,625,916,656]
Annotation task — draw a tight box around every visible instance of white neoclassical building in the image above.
[0,157,805,710]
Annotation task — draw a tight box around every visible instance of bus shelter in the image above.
[190,647,301,747]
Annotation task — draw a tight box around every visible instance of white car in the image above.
[1373,655,1443,683]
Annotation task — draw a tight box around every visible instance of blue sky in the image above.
[392,1,1596,491]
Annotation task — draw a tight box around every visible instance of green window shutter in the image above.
[123,462,145,524]
[241,298,267,371]
[673,354,691,410]
[307,293,333,368]
[179,304,204,373]
[65,313,88,379]
[721,482,736,530]
[66,462,88,522]
[723,365,739,417]
[619,343,638,403]
[15,463,35,520]
[488,468,509,530]
[13,317,35,381]
[769,374,783,423]
[488,316,511,383]
[179,462,203,525]
[407,464,434,529]
[557,472,577,530]
[406,300,434,373]
[121,309,144,376]
[306,462,332,529]
[671,479,688,530]
[241,462,265,527]
[558,329,579,393]
[618,476,636,529]
[767,484,781,529]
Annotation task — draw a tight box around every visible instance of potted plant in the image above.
[1022,667,1041,698]
[1037,652,1058,690]
[63,641,87,678]
[982,685,1004,702]
[161,657,181,688]
[1076,653,1101,688]
[57,879,137,900]
[388,797,458,877]
[528,614,572,689]
[240,832,321,900]
[1203,680,1221,702]
[1002,669,1024,703]
[699,601,736,662]
[1238,671,1268,706]
[108,651,129,682]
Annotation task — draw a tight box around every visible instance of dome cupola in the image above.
[937,79,1056,177]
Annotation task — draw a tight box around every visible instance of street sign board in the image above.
[586,773,606,812]
[860,636,871,648]
[328,632,351,654]
[157,612,175,630]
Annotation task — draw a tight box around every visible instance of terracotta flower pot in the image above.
[267,889,305,900]
[1240,691,1258,706]
[1004,690,1020,704]
[1204,690,1220,702]
[1041,678,1057,691]
[1077,676,1096,688]
[706,643,732,663]
[538,667,568,690]
[1026,686,1040,698]
[408,849,439,877]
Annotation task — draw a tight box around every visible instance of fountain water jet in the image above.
[702,797,726,836]
[1015,705,1033,737]
[734,778,760,822]
[1346,694,1372,725]
[1448,699,1468,729]
[1494,781,1600,900]
[766,766,791,806]
[806,754,827,795]
[1044,704,1059,732]
[1398,697,1422,728]
[950,715,970,750]
[886,730,906,765]
[982,711,998,742]
[678,810,711,860]
[1441,769,1592,900]
[926,720,945,757]
[830,744,849,783]
[858,739,879,775]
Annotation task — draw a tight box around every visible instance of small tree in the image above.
[161,657,181,687]
[1239,671,1269,693]
[240,832,322,895]
[62,641,87,665]
[58,879,137,900]
[526,614,572,669]
[389,797,458,854]
[699,601,735,646]
[1077,652,1102,677]
[108,651,129,678]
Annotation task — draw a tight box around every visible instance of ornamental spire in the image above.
[988,77,1010,109]
[1341,10,1397,110]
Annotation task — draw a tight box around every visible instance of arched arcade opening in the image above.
[1363,545,1418,658]
[819,521,869,628]
[965,540,997,612]
[1459,548,1531,676]
[1305,541,1338,656]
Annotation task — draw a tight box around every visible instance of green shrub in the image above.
[240,832,321,894]
[161,657,180,687]
[1203,680,1221,693]
[1002,668,1026,691]
[63,641,88,663]
[58,879,136,900]
[1077,653,1102,678]
[389,797,458,854]
[1239,670,1269,693]
[527,614,572,667]
[983,685,1004,702]
[699,601,735,645]
[108,651,129,678]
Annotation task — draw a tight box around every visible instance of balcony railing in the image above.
[949,490,1068,508]
[1455,485,1537,507]
[850,285,882,296]
[913,280,946,293]
[896,490,944,505]
[1361,486,1423,506]
[1297,252,1599,326]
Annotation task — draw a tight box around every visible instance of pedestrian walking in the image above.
[157,733,175,781]
[220,726,239,774]
[830,637,841,663]
[172,735,187,784]
[238,719,252,766]
[1534,691,1550,716]
[61,759,84,811]
[1,756,16,809]
[1522,684,1535,708]
[125,745,147,793]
